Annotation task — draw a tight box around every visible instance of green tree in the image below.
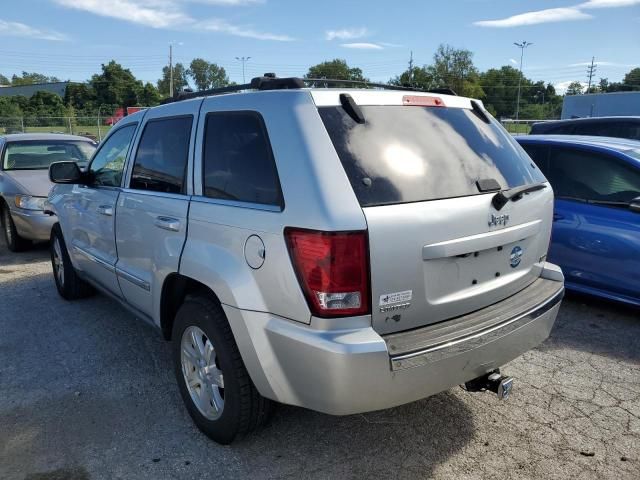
[390,66,435,90]
[429,44,484,98]
[11,71,60,85]
[188,58,229,91]
[565,81,584,95]
[479,66,522,118]
[64,83,96,113]
[598,78,609,92]
[91,61,143,109]
[305,59,367,87]
[623,68,640,90]
[0,74,9,85]
[139,82,162,106]
[157,63,189,96]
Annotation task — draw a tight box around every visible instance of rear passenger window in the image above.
[130,116,192,194]
[521,144,550,175]
[202,112,283,208]
[548,147,640,203]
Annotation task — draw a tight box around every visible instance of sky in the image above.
[0,0,638,93]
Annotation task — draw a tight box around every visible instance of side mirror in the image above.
[630,197,640,214]
[49,161,83,184]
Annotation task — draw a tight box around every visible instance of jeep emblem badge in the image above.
[489,213,509,227]
[510,246,523,268]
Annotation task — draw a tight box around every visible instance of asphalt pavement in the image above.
[0,238,638,480]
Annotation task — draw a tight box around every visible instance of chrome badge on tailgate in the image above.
[488,213,510,227]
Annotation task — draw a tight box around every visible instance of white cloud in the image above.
[474,7,592,27]
[579,0,640,8]
[0,19,68,41]
[326,27,368,41]
[187,0,264,4]
[53,0,292,40]
[554,80,589,94]
[340,42,383,50]
[197,18,293,41]
[509,58,518,65]
[53,0,190,28]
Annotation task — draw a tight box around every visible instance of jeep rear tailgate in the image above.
[315,92,553,334]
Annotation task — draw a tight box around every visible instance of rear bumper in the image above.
[225,264,564,415]
[10,208,55,242]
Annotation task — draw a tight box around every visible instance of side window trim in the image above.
[87,122,139,189]
[127,114,194,196]
[199,110,285,211]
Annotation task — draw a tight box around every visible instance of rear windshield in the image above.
[2,140,96,171]
[319,105,545,207]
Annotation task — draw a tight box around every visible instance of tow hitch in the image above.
[463,370,514,400]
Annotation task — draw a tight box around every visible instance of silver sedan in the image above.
[0,133,96,251]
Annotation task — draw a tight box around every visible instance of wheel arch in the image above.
[159,273,222,341]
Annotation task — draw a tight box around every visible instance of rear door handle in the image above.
[154,216,181,232]
[97,205,113,216]
[553,213,564,222]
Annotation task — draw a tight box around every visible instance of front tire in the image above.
[50,224,94,300]
[172,294,272,444]
[1,204,29,252]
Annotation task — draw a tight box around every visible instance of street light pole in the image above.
[514,41,533,122]
[97,105,103,141]
[235,56,251,84]
[169,44,173,98]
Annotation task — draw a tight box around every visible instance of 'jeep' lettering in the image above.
[489,213,510,227]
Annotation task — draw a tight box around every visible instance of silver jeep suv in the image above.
[47,76,564,444]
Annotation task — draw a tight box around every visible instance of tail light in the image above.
[285,228,370,317]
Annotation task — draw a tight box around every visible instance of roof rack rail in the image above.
[303,78,425,92]
[425,87,458,96]
[162,74,306,104]
[161,74,458,104]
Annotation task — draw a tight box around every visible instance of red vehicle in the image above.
[105,107,145,126]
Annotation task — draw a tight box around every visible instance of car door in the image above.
[115,104,198,319]
[66,122,139,297]
[545,145,640,301]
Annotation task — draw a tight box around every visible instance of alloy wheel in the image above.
[181,326,225,420]
[52,236,65,287]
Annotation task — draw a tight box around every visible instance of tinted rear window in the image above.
[319,106,544,207]
[202,111,283,208]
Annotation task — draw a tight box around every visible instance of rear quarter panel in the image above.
[180,91,368,324]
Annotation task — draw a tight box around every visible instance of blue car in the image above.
[516,135,640,307]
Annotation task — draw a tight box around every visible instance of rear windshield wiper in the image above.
[556,196,631,208]
[492,182,547,211]
[586,199,631,207]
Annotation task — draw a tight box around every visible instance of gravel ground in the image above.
[0,239,638,480]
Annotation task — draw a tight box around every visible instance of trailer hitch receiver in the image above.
[463,370,514,400]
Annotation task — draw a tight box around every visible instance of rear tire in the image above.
[50,224,95,300]
[1,203,30,252]
[172,294,272,444]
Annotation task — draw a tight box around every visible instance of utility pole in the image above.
[169,44,173,98]
[235,56,251,84]
[514,41,533,122]
[408,51,414,85]
[586,57,596,94]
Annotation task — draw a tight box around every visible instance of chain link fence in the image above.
[0,116,113,141]
[500,119,549,135]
